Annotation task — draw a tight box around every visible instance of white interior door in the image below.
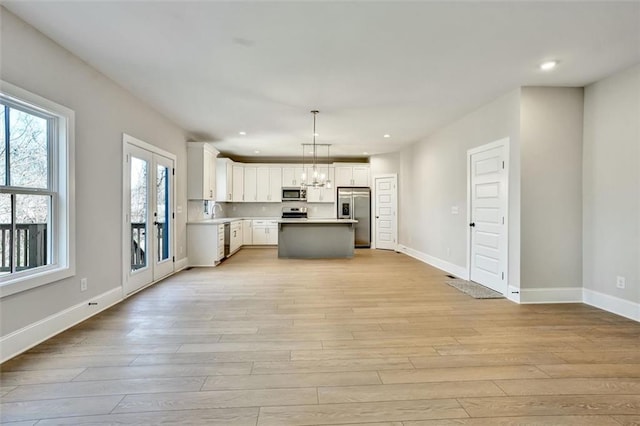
[374,175,398,250]
[123,136,175,295]
[468,139,508,295]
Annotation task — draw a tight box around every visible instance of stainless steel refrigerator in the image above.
[337,187,371,248]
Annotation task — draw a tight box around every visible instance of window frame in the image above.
[0,80,75,298]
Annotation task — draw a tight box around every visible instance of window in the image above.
[0,81,75,297]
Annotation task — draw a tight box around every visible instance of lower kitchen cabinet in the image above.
[252,220,278,245]
[242,220,253,245]
[187,223,225,266]
[230,220,242,254]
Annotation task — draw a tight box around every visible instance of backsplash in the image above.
[188,200,335,221]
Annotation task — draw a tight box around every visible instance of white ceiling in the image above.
[4,1,640,159]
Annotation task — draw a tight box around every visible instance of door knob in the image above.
[469,222,476,227]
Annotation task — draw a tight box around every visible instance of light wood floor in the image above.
[2,248,640,425]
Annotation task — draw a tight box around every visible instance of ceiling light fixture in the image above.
[254,150,260,154]
[540,60,557,71]
[300,110,331,189]
[239,131,247,136]
[383,134,391,138]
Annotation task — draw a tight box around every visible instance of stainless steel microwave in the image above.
[282,187,306,201]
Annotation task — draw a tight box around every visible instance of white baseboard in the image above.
[518,287,583,304]
[175,257,189,272]
[583,288,640,322]
[397,245,467,279]
[0,287,122,363]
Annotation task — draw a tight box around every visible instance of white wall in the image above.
[370,152,400,176]
[0,8,191,335]
[520,87,584,290]
[396,90,521,286]
[583,64,640,304]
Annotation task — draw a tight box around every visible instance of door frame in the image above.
[122,133,177,297]
[466,138,509,293]
[372,173,398,251]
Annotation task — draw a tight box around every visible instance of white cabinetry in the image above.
[245,166,281,202]
[216,159,234,202]
[257,167,282,202]
[187,143,218,200]
[282,167,305,187]
[252,220,278,245]
[187,223,224,266]
[232,164,244,202]
[243,166,258,202]
[242,220,253,245]
[334,164,370,187]
[229,220,242,254]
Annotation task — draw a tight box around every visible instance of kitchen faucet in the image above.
[212,202,223,218]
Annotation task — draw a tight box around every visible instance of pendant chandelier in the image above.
[301,110,332,189]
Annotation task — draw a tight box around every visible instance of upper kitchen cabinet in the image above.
[257,167,282,202]
[232,163,245,202]
[244,166,258,202]
[215,158,234,202]
[244,166,282,202]
[282,166,305,187]
[187,142,218,200]
[334,164,370,187]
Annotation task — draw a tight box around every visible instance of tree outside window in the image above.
[0,102,53,274]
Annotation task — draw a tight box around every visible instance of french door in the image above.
[123,135,175,295]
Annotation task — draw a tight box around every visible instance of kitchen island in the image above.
[277,219,358,259]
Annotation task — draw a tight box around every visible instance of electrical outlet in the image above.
[616,276,626,289]
[80,278,88,292]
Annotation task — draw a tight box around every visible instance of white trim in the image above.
[518,287,583,304]
[397,245,467,279]
[466,137,510,294]
[583,288,640,322]
[0,288,122,363]
[175,257,189,272]
[372,173,398,251]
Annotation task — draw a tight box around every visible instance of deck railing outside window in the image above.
[0,223,47,272]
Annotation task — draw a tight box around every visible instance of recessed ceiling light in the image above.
[239,131,247,136]
[363,152,369,155]
[540,60,558,71]
[254,150,260,154]
[383,134,391,138]
[313,133,319,137]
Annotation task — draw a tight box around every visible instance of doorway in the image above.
[467,138,509,295]
[123,134,175,295]
[373,174,398,251]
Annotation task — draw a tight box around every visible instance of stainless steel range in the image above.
[282,206,308,219]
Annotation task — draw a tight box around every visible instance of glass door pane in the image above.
[156,163,169,262]
[130,156,148,271]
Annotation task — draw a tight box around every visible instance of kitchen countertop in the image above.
[278,218,358,224]
[187,217,279,225]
